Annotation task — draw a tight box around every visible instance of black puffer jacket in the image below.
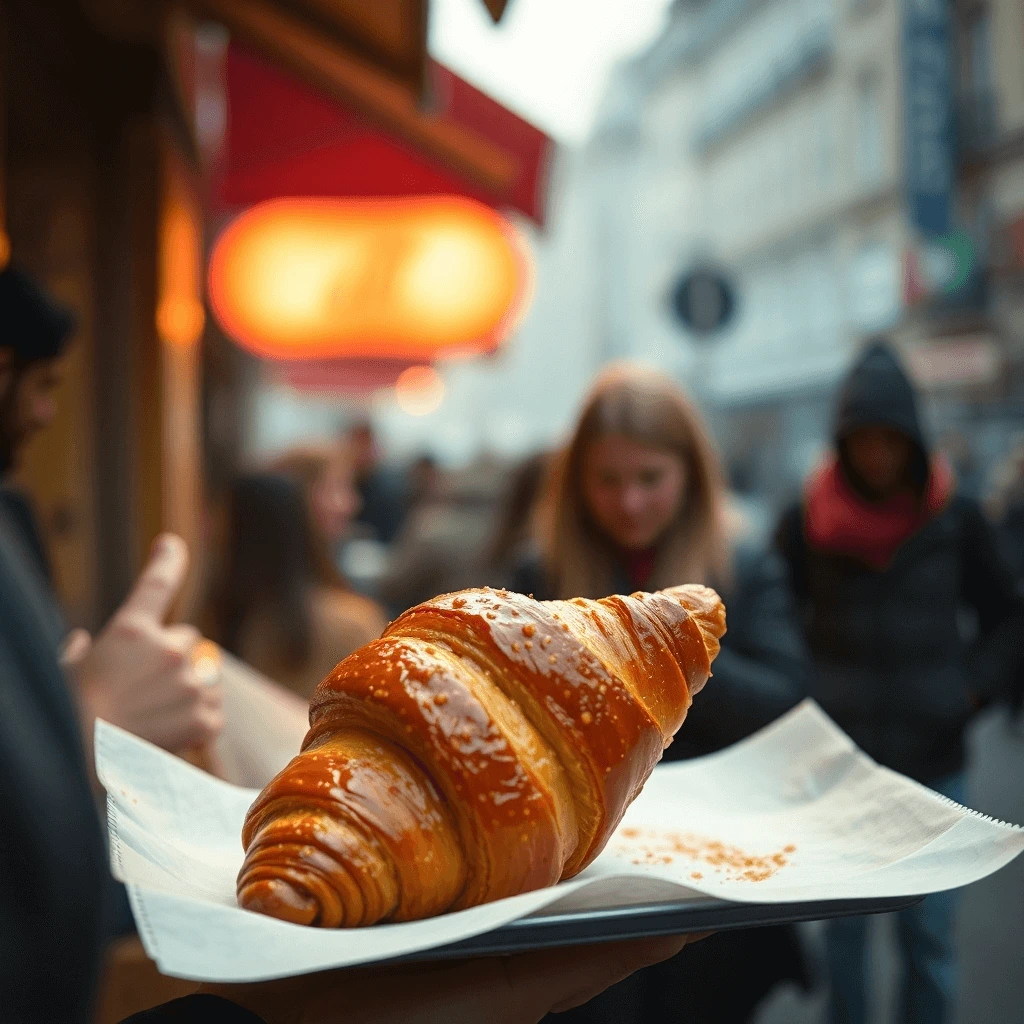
[776,344,1024,784]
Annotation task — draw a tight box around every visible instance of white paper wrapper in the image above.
[97,701,1024,983]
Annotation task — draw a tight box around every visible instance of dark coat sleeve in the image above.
[957,498,1024,705]
[0,486,54,586]
[667,544,809,758]
[0,512,107,1023]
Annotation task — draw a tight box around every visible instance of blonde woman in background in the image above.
[516,363,811,1024]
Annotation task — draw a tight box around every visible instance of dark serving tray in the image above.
[404,894,923,962]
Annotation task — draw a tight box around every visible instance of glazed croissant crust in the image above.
[238,584,726,927]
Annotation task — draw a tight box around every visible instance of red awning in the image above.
[213,43,552,225]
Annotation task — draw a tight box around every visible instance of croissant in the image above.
[238,584,725,927]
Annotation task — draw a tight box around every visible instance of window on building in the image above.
[968,7,994,98]
[855,70,884,187]
[782,122,800,212]
[815,103,834,191]
[766,133,785,221]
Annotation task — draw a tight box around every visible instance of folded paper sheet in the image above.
[98,701,1024,982]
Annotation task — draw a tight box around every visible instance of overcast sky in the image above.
[429,0,673,145]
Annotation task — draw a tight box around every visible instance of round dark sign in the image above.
[670,267,735,338]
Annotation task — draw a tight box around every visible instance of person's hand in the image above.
[65,533,224,768]
[200,933,706,1024]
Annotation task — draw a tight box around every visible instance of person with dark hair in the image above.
[270,443,364,558]
[201,472,385,700]
[407,452,441,510]
[0,263,77,581]
[775,340,1024,1024]
[347,418,409,544]
[0,264,224,758]
[2,264,225,945]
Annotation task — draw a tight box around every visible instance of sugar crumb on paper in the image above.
[615,827,796,882]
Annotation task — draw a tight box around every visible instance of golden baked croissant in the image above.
[238,584,725,927]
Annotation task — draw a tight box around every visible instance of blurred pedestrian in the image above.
[376,462,501,617]
[0,263,76,583]
[407,452,441,510]
[985,440,1024,720]
[347,417,409,544]
[201,473,386,700]
[0,511,698,1023]
[518,362,810,1024]
[270,443,362,559]
[988,438,1024,579]
[775,340,1024,1024]
[0,264,224,761]
[938,428,984,502]
[2,265,224,939]
[479,451,550,591]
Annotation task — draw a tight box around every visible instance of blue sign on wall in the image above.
[902,0,955,238]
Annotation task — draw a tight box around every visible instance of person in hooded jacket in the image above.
[775,339,1024,1024]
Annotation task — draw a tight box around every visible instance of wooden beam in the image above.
[157,133,207,620]
[183,0,427,96]
[185,0,517,193]
[91,112,164,618]
[257,0,428,93]
[0,4,7,267]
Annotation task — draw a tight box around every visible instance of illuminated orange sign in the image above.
[208,196,530,361]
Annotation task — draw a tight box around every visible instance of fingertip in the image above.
[152,532,187,562]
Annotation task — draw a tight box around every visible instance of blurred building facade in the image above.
[569,0,1024,507]
[949,0,1024,477]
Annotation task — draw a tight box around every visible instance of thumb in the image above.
[61,628,93,667]
[119,533,190,624]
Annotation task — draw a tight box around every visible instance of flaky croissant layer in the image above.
[238,584,726,927]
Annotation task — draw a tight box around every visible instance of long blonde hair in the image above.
[536,363,730,599]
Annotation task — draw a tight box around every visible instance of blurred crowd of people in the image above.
[3,262,1024,1024]
[241,345,1024,1024]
